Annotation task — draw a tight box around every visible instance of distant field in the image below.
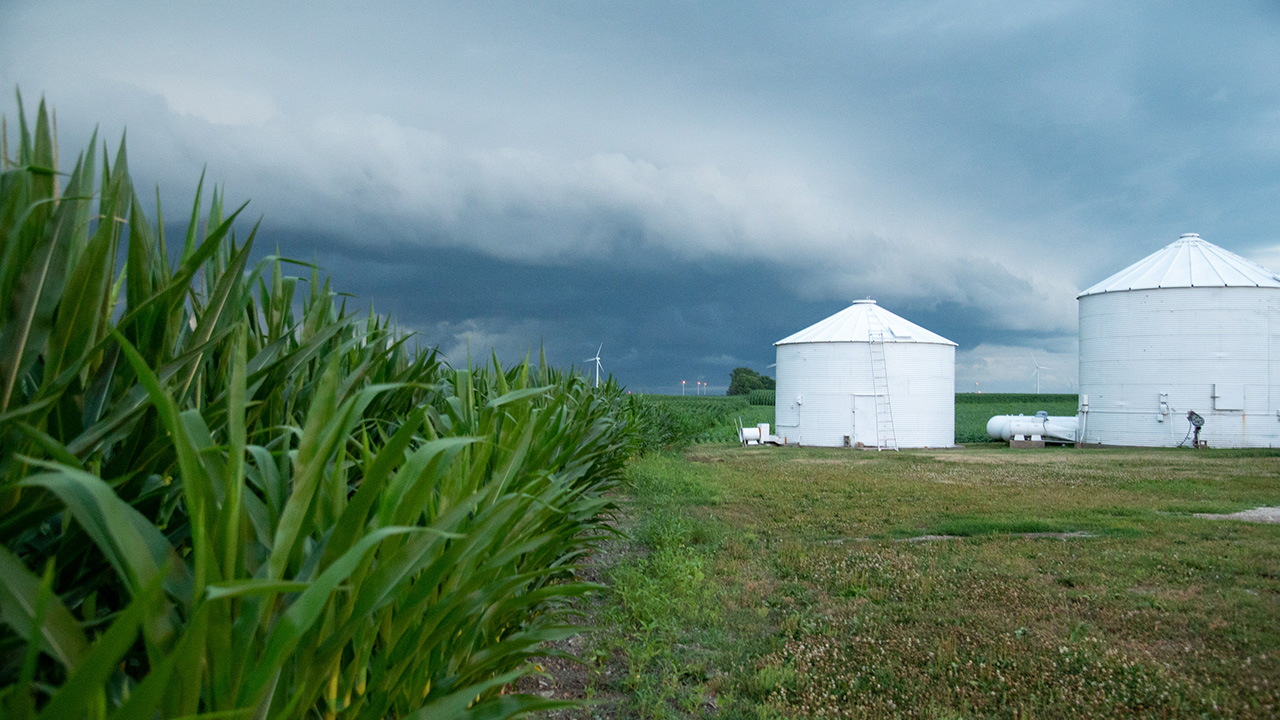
[633,394,773,445]
[956,393,1078,444]
[637,393,1079,446]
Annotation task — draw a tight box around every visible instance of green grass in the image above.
[922,517,1073,537]
[584,444,1280,718]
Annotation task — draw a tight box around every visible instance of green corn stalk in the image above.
[0,94,635,719]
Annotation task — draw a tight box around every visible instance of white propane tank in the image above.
[986,413,1079,443]
[740,426,762,444]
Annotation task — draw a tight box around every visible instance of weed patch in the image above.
[920,517,1086,537]
[629,455,721,507]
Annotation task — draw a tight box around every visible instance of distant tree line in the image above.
[727,366,775,395]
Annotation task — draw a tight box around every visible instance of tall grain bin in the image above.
[1077,233,1280,448]
[774,299,956,448]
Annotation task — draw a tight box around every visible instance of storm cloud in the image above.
[4,1,1279,392]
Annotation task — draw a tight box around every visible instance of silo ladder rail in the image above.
[866,318,898,451]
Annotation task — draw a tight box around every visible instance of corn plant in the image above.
[0,95,632,718]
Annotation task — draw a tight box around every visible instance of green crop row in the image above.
[0,97,632,719]
[955,392,1077,406]
[629,393,1083,448]
[625,395,781,448]
[955,393,1079,444]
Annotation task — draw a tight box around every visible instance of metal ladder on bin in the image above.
[866,312,899,451]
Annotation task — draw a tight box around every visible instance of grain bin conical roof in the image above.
[774,299,956,346]
[1078,233,1280,298]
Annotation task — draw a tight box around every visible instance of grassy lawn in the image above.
[580,444,1280,719]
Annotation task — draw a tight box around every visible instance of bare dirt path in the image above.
[1194,506,1280,523]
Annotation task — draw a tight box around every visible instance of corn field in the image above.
[0,97,635,718]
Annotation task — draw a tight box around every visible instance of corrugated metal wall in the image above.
[1078,287,1280,447]
[774,341,955,447]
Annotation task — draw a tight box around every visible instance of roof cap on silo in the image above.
[774,299,956,346]
[1077,233,1280,297]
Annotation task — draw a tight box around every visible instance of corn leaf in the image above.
[0,545,89,670]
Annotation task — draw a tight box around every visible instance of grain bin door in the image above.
[852,394,877,448]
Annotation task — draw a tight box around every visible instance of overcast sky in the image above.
[5,1,1280,393]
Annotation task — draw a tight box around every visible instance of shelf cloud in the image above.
[4,1,1278,392]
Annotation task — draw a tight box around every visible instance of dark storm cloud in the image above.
[252,224,813,392]
[5,0,1280,391]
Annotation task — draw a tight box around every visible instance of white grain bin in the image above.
[774,299,956,448]
[1077,233,1280,448]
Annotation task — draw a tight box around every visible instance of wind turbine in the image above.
[1030,353,1049,394]
[585,344,603,387]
